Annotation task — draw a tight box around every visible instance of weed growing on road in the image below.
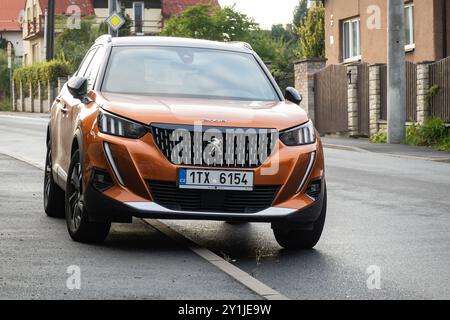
[221,252,232,263]
[370,131,387,144]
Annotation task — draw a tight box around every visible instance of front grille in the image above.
[151,124,277,168]
[148,181,280,214]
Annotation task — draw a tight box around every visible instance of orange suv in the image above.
[44,36,326,249]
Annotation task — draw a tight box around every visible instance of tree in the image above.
[161,4,258,42]
[55,18,106,72]
[293,0,308,28]
[271,24,297,43]
[213,6,258,41]
[0,51,10,97]
[296,4,325,58]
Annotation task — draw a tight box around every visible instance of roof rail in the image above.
[228,41,253,51]
[95,34,112,44]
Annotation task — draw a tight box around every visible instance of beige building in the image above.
[93,0,162,35]
[22,0,45,65]
[324,0,450,65]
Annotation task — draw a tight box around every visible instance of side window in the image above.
[84,46,106,90]
[76,48,97,77]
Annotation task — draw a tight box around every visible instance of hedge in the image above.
[13,60,71,90]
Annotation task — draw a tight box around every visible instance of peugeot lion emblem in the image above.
[208,137,223,157]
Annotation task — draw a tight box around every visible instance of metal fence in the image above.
[429,57,450,122]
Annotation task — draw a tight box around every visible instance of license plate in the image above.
[179,169,254,191]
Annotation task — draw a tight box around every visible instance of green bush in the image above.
[0,50,10,96]
[13,60,71,91]
[0,97,11,111]
[406,117,450,151]
[370,131,387,144]
[406,118,448,146]
[437,135,450,151]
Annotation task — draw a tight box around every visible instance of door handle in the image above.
[56,97,68,113]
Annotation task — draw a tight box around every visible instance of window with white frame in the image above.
[342,18,361,62]
[405,4,415,49]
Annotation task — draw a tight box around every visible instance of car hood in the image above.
[97,92,309,131]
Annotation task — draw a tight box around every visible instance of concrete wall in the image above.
[325,0,447,65]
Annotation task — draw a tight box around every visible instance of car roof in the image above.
[96,35,253,53]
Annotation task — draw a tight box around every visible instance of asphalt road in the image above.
[1,113,449,300]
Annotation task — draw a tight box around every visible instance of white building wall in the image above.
[0,32,24,57]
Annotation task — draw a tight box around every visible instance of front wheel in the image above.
[66,150,111,244]
[44,141,65,218]
[272,186,327,250]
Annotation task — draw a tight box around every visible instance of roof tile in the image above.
[0,0,24,31]
[162,0,220,17]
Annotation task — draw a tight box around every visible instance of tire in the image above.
[66,150,111,244]
[44,140,65,218]
[272,186,327,250]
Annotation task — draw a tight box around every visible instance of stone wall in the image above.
[294,59,327,123]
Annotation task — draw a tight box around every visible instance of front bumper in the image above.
[83,128,325,224]
[84,180,325,224]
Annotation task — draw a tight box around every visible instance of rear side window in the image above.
[101,46,279,101]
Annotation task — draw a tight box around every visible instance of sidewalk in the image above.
[0,111,50,120]
[322,136,450,162]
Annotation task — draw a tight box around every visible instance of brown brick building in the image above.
[324,0,450,65]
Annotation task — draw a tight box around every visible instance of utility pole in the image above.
[387,0,406,144]
[109,0,118,37]
[45,0,55,61]
[6,41,13,111]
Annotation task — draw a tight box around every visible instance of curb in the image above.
[323,143,450,163]
[143,219,290,301]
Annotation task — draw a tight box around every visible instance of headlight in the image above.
[97,110,147,139]
[280,120,316,146]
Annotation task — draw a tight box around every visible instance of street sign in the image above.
[106,12,125,32]
[6,42,12,69]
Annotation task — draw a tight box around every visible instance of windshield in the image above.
[101,46,279,101]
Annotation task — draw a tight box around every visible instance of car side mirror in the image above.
[285,87,302,105]
[67,76,88,100]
